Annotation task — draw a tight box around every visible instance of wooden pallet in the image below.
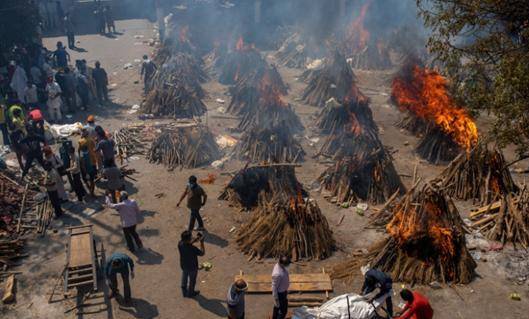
[235,269,333,294]
[64,225,98,293]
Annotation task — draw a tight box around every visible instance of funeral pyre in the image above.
[470,186,529,248]
[302,51,356,107]
[142,53,208,118]
[220,165,335,260]
[391,59,478,164]
[147,123,221,169]
[342,0,392,70]
[332,184,477,284]
[219,37,267,85]
[432,143,518,205]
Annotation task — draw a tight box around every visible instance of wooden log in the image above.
[2,274,16,303]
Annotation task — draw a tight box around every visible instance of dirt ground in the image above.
[2,19,529,319]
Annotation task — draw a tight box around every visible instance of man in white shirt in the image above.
[23,82,39,107]
[106,191,144,252]
[272,256,291,319]
[46,76,63,122]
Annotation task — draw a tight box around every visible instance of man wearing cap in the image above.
[106,191,143,252]
[272,256,291,319]
[227,279,248,319]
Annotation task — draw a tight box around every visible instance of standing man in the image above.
[178,230,205,298]
[106,191,143,253]
[140,55,157,94]
[227,279,248,319]
[62,67,77,113]
[105,252,134,304]
[23,81,39,108]
[76,72,90,110]
[102,160,124,203]
[103,6,116,34]
[10,62,28,101]
[361,268,394,318]
[271,256,290,319]
[176,175,207,232]
[0,99,9,145]
[92,61,109,104]
[42,161,64,218]
[53,42,70,69]
[66,146,86,202]
[20,124,46,177]
[95,127,115,167]
[64,13,76,49]
[46,76,63,123]
[395,289,433,319]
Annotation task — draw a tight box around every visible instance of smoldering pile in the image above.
[219,38,267,85]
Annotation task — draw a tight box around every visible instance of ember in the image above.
[332,184,477,284]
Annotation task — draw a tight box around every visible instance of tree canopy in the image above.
[417,0,529,154]
[0,0,40,51]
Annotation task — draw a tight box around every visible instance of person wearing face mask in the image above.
[227,279,248,319]
[140,55,157,95]
[272,256,291,319]
[176,175,208,232]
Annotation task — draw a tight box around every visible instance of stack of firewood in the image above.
[396,113,429,136]
[114,125,150,161]
[346,41,392,70]
[318,150,404,205]
[234,125,305,163]
[147,124,221,169]
[219,165,305,210]
[219,44,267,85]
[433,143,518,204]
[470,186,529,247]
[274,32,308,69]
[332,184,477,284]
[416,126,461,164]
[236,194,335,261]
[302,51,356,107]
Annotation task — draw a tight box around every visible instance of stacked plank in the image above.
[332,184,476,284]
[433,143,518,204]
[234,126,305,163]
[470,186,529,247]
[142,53,208,118]
[302,51,356,107]
[318,151,404,205]
[236,194,335,261]
[147,124,221,169]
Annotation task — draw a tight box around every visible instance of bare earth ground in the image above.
[2,19,529,319]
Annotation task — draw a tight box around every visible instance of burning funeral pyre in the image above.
[147,124,221,169]
[219,37,267,85]
[432,143,518,205]
[391,59,478,164]
[220,165,335,260]
[227,64,288,116]
[470,187,529,248]
[142,53,208,118]
[274,32,308,68]
[343,0,392,70]
[332,184,477,284]
[318,150,404,206]
[302,51,356,107]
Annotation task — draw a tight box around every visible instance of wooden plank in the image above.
[470,201,502,218]
[235,273,332,293]
[69,233,92,268]
[2,274,16,304]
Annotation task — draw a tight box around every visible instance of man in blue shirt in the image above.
[105,252,134,303]
[361,268,394,317]
[53,42,70,69]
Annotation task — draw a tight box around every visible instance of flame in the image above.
[179,26,189,43]
[347,0,372,51]
[257,69,287,107]
[392,65,478,149]
[348,112,363,135]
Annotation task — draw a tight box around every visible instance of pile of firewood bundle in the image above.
[416,126,462,164]
[318,150,404,205]
[470,187,529,247]
[396,113,429,136]
[274,32,308,68]
[432,143,518,204]
[203,44,227,76]
[302,51,355,107]
[219,164,305,209]
[147,124,221,169]
[227,64,288,116]
[114,125,150,161]
[317,129,380,160]
[236,194,335,261]
[219,40,267,85]
[346,41,392,70]
[149,53,208,91]
[237,94,304,133]
[234,125,305,163]
[142,85,207,118]
[332,184,477,284]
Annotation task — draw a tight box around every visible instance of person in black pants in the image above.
[361,268,394,317]
[176,175,208,231]
[43,162,63,218]
[178,230,205,298]
[105,253,134,304]
[20,124,46,177]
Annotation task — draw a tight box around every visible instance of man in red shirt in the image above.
[396,289,434,319]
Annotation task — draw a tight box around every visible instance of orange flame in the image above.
[391,65,478,149]
[257,69,287,108]
[347,0,372,51]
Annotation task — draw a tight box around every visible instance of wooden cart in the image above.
[64,225,104,295]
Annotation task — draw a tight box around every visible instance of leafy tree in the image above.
[0,0,40,51]
[416,0,529,154]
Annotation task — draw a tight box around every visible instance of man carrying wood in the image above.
[227,278,248,319]
[106,191,143,253]
[105,252,134,304]
[178,230,205,298]
[176,175,208,231]
[272,256,290,319]
[395,289,433,319]
[361,268,394,318]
